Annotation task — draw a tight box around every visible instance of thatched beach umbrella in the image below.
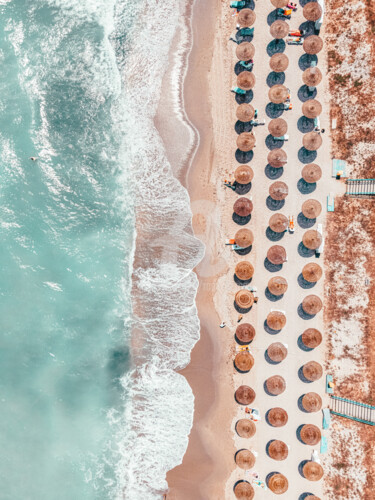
[268,473,288,494]
[236,419,256,438]
[302,295,323,315]
[233,197,253,217]
[302,163,322,183]
[302,199,322,219]
[271,0,288,8]
[269,213,288,233]
[269,53,289,73]
[270,20,289,39]
[265,375,286,395]
[237,71,256,91]
[236,323,256,344]
[304,2,323,21]
[300,424,321,445]
[268,440,289,461]
[303,35,323,55]
[268,407,288,427]
[267,342,288,363]
[303,230,322,250]
[267,311,286,330]
[235,165,254,184]
[234,481,255,500]
[302,392,322,412]
[235,385,256,405]
[236,42,255,61]
[302,99,322,119]
[267,245,287,265]
[235,351,254,372]
[303,131,323,151]
[269,84,289,104]
[303,67,323,87]
[303,361,323,381]
[238,8,256,27]
[302,328,322,349]
[235,228,254,248]
[268,276,288,296]
[269,181,288,200]
[268,149,287,168]
[303,461,324,481]
[268,118,288,137]
[236,103,255,122]
[235,290,254,309]
[235,261,254,281]
[237,132,256,152]
[302,263,323,283]
[235,449,256,470]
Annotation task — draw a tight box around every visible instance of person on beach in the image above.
[220,322,226,328]
[29,156,38,161]
[237,315,243,323]
[289,29,304,37]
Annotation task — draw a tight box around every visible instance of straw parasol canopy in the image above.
[271,0,288,8]
[235,351,255,372]
[302,199,322,219]
[268,473,288,494]
[267,245,287,265]
[302,163,322,183]
[267,311,286,330]
[302,99,322,119]
[269,84,289,104]
[302,328,322,349]
[237,132,256,152]
[238,8,256,27]
[267,342,288,363]
[235,385,256,405]
[236,42,255,61]
[270,20,289,39]
[268,118,288,137]
[303,2,323,21]
[233,197,253,217]
[236,323,256,344]
[268,440,289,461]
[235,449,256,470]
[236,419,256,438]
[303,67,323,87]
[234,481,255,500]
[237,71,256,91]
[268,276,288,296]
[303,461,324,481]
[235,165,254,184]
[266,375,286,395]
[269,53,289,73]
[268,149,287,168]
[269,181,288,200]
[235,261,254,281]
[236,103,255,122]
[303,229,322,250]
[303,361,323,381]
[302,392,322,412]
[302,295,323,315]
[300,424,321,445]
[303,35,324,55]
[235,290,254,309]
[235,228,254,248]
[302,263,323,283]
[267,407,288,427]
[269,213,288,233]
[303,131,323,151]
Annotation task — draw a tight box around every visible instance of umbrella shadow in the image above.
[266,134,284,150]
[297,212,316,229]
[300,0,316,6]
[266,227,285,242]
[235,91,253,104]
[266,472,281,489]
[264,381,278,396]
[267,39,286,56]
[265,350,282,365]
[266,196,285,211]
[233,480,251,492]
[264,319,282,335]
[235,333,254,346]
[265,164,284,180]
[298,273,316,289]
[298,366,313,383]
[264,258,283,273]
[298,460,309,478]
[234,274,253,286]
[266,102,284,118]
[265,287,283,302]
[298,395,309,413]
[296,425,306,444]
[234,361,251,374]
[298,178,317,194]
[232,213,252,225]
[299,494,317,500]
[236,149,254,164]
[235,33,254,44]
[267,10,278,25]
[265,440,275,456]
[234,61,253,75]
[297,334,314,352]
[235,245,252,256]
[298,147,317,164]
[299,53,318,71]
[299,20,316,37]
[234,301,253,314]
[267,72,285,87]
[244,0,255,9]
[235,121,253,134]
[234,182,251,195]
[297,116,315,133]
[297,303,316,320]
[298,242,316,258]
[298,85,317,102]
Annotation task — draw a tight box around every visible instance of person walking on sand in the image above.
[237,315,243,323]
[220,321,226,328]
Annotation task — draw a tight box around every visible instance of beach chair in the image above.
[225,238,236,246]
[326,374,334,393]
[310,60,317,68]
[332,159,347,178]
[274,134,289,141]
[322,408,331,429]
[230,1,245,8]
[287,37,302,45]
[327,193,334,212]
[239,60,253,70]
[314,116,320,131]
[320,436,328,454]
[276,9,291,19]
[231,86,246,95]
[311,449,320,463]
[238,27,254,37]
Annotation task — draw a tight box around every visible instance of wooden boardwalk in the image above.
[345,179,375,197]
[330,395,375,425]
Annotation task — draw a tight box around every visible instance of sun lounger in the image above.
[274,134,289,141]
[239,61,253,70]
[231,86,246,95]
[225,238,236,245]
[287,37,302,45]
[326,374,334,393]
[322,408,331,429]
[327,193,334,212]
[320,436,328,454]
[238,27,254,36]
[332,159,347,178]
[230,1,245,8]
